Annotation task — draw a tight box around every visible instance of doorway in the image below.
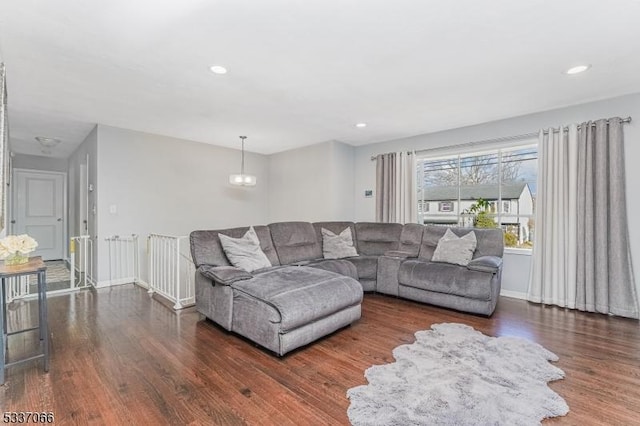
[11,169,66,261]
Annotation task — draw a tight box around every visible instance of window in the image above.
[439,201,453,212]
[417,141,537,249]
[418,201,430,213]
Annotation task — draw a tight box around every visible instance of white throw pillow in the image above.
[321,227,359,259]
[218,226,272,272]
[431,228,477,266]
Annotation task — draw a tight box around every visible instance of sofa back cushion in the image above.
[190,225,280,268]
[269,221,322,264]
[354,222,403,255]
[418,226,503,261]
[398,223,424,256]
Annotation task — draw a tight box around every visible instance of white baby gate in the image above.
[104,235,140,286]
[147,234,195,310]
[4,276,29,303]
[69,235,94,288]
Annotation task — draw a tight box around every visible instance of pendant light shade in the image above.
[229,136,256,186]
[229,173,257,186]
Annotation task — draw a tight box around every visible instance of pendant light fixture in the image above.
[229,136,257,186]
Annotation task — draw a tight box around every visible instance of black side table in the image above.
[0,256,49,384]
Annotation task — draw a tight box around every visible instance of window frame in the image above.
[416,138,537,253]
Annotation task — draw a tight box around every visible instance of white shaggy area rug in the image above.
[347,323,569,425]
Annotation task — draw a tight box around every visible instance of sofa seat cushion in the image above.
[231,266,363,332]
[308,259,359,281]
[345,255,378,280]
[398,260,493,301]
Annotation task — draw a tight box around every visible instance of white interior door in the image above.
[12,169,65,260]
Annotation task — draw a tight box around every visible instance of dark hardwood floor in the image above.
[1,285,639,425]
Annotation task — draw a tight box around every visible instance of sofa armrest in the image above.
[198,265,253,285]
[467,256,503,273]
[383,250,414,259]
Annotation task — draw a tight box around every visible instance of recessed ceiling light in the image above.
[210,65,228,75]
[565,64,591,75]
[355,123,367,128]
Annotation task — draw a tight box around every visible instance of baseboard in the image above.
[94,277,138,288]
[134,279,149,289]
[500,290,528,300]
[19,286,83,300]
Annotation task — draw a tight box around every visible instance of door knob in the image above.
[10,220,15,224]
[57,218,62,222]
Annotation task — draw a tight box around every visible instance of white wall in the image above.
[12,154,68,172]
[67,125,98,279]
[64,93,640,300]
[95,125,270,284]
[268,140,354,222]
[354,92,640,298]
[330,140,356,220]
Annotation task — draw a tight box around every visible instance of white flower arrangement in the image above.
[0,234,39,259]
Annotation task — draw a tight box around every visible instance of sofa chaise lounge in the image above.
[190,221,503,355]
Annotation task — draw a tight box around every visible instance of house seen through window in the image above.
[416,141,537,249]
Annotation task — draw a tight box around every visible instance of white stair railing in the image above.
[105,235,139,286]
[147,234,195,310]
[5,236,93,303]
[4,275,29,303]
[69,235,94,288]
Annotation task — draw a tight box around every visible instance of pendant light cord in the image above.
[240,136,247,175]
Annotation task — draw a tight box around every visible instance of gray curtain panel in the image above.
[0,63,7,233]
[528,124,579,308]
[375,153,396,222]
[575,118,638,318]
[375,152,418,224]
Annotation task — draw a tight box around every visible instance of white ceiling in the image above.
[1,0,640,157]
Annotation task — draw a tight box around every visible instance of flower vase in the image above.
[5,253,29,266]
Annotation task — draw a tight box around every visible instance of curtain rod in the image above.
[370,116,632,161]
[542,116,631,135]
[370,151,414,161]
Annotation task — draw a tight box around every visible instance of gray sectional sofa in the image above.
[190,221,503,355]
